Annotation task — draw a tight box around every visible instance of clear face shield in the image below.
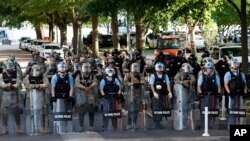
[31,65,41,77]
[5,63,14,73]
[155,64,164,72]
[58,64,66,73]
[106,68,114,77]
[182,65,190,73]
[131,63,140,72]
[82,64,90,73]
[231,61,239,70]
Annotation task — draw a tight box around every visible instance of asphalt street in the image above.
[0,43,233,141]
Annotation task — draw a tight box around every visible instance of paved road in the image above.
[0,44,232,141]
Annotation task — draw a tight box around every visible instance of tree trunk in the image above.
[187,22,197,55]
[240,0,248,73]
[35,23,43,39]
[58,23,67,46]
[92,15,99,57]
[111,10,120,50]
[48,14,55,41]
[72,21,79,54]
[135,14,146,50]
[126,11,131,50]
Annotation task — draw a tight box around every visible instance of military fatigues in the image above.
[23,73,49,134]
[0,70,22,133]
[75,73,97,131]
[124,72,145,129]
[173,72,196,129]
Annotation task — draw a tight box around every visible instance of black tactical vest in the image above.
[201,73,217,93]
[2,72,17,84]
[229,71,245,94]
[29,75,43,84]
[153,73,168,95]
[55,74,70,98]
[103,77,119,95]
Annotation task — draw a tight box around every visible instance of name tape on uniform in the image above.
[54,112,72,121]
[104,110,122,118]
[230,125,250,141]
[228,109,246,117]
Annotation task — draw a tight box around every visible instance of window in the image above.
[158,38,181,49]
[44,45,60,50]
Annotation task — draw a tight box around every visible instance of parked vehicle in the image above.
[83,32,113,47]
[40,43,64,59]
[194,35,206,51]
[211,43,250,69]
[19,37,30,49]
[154,35,184,56]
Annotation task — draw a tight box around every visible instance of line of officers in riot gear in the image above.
[0,48,248,135]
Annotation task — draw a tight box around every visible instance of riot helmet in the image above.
[105,67,115,77]
[154,62,165,72]
[31,65,41,77]
[131,63,140,73]
[201,50,210,58]
[5,62,15,74]
[57,61,66,73]
[204,62,214,70]
[181,63,192,73]
[8,54,16,62]
[230,58,240,70]
[82,63,91,73]
[32,52,39,61]
[188,54,197,63]
[111,49,120,56]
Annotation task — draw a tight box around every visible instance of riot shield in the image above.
[53,99,73,134]
[29,89,44,135]
[173,84,189,130]
[228,95,247,127]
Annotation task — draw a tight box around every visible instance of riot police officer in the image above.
[173,50,187,74]
[215,55,230,92]
[224,59,248,127]
[124,63,146,130]
[75,63,98,132]
[197,62,221,129]
[23,52,39,77]
[0,62,22,134]
[23,64,49,135]
[149,62,172,129]
[173,63,196,130]
[50,61,75,134]
[8,54,23,79]
[187,54,200,80]
[107,58,123,82]
[99,67,122,131]
[72,54,81,80]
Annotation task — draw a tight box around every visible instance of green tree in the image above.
[170,0,221,54]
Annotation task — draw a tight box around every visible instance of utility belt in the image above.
[203,91,216,95]
[231,89,244,95]
[55,93,69,99]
